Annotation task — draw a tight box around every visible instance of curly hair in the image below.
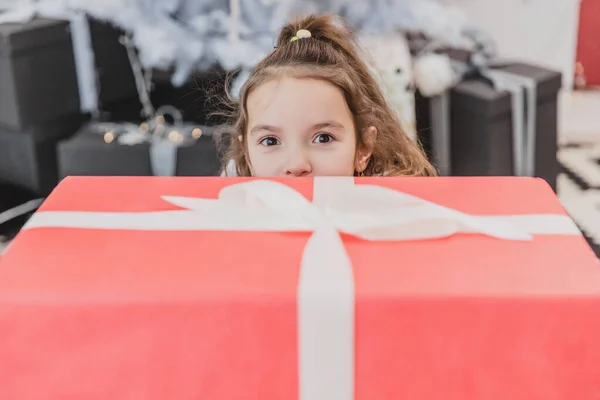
[217,14,437,177]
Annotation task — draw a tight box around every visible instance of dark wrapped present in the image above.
[416,62,561,191]
[0,114,85,195]
[57,116,221,179]
[0,17,137,131]
[0,18,80,130]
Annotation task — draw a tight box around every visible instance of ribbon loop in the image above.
[219,180,316,215]
[166,180,532,240]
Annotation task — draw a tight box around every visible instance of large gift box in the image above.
[0,114,85,195]
[57,124,221,178]
[416,63,561,191]
[0,18,79,130]
[1,176,599,399]
[0,17,136,130]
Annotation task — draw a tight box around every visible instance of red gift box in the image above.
[0,176,599,400]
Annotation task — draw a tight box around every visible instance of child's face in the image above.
[245,77,370,177]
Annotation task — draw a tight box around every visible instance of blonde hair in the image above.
[218,14,437,177]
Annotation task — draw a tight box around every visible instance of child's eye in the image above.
[313,133,335,144]
[259,136,281,146]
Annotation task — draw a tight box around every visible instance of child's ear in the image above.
[356,126,377,173]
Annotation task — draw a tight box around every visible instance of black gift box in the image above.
[416,62,562,191]
[0,17,137,131]
[57,125,221,178]
[0,19,80,130]
[0,115,85,195]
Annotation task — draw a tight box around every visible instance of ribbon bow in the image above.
[23,177,580,400]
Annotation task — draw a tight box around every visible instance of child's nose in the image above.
[284,155,312,177]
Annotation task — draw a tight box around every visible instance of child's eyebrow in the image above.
[249,121,345,136]
[311,121,345,131]
[250,125,281,136]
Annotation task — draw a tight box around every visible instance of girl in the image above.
[219,14,436,177]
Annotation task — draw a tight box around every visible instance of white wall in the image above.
[455,0,581,90]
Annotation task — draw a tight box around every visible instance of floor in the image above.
[558,89,600,144]
[556,89,600,255]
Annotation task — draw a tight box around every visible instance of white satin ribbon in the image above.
[481,69,538,177]
[22,177,581,400]
[68,11,99,114]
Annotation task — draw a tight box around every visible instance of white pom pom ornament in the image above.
[413,52,456,97]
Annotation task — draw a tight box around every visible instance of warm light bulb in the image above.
[139,122,149,132]
[192,128,202,138]
[168,130,180,141]
[155,115,165,125]
[104,131,115,143]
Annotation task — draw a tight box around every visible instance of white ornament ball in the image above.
[413,53,456,97]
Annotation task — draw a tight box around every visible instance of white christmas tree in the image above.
[0,0,491,84]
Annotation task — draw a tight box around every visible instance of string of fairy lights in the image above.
[98,35,207,146]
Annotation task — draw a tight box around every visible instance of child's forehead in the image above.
[247,77,353,126]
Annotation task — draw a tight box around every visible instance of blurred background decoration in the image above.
[1,0,598,256]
